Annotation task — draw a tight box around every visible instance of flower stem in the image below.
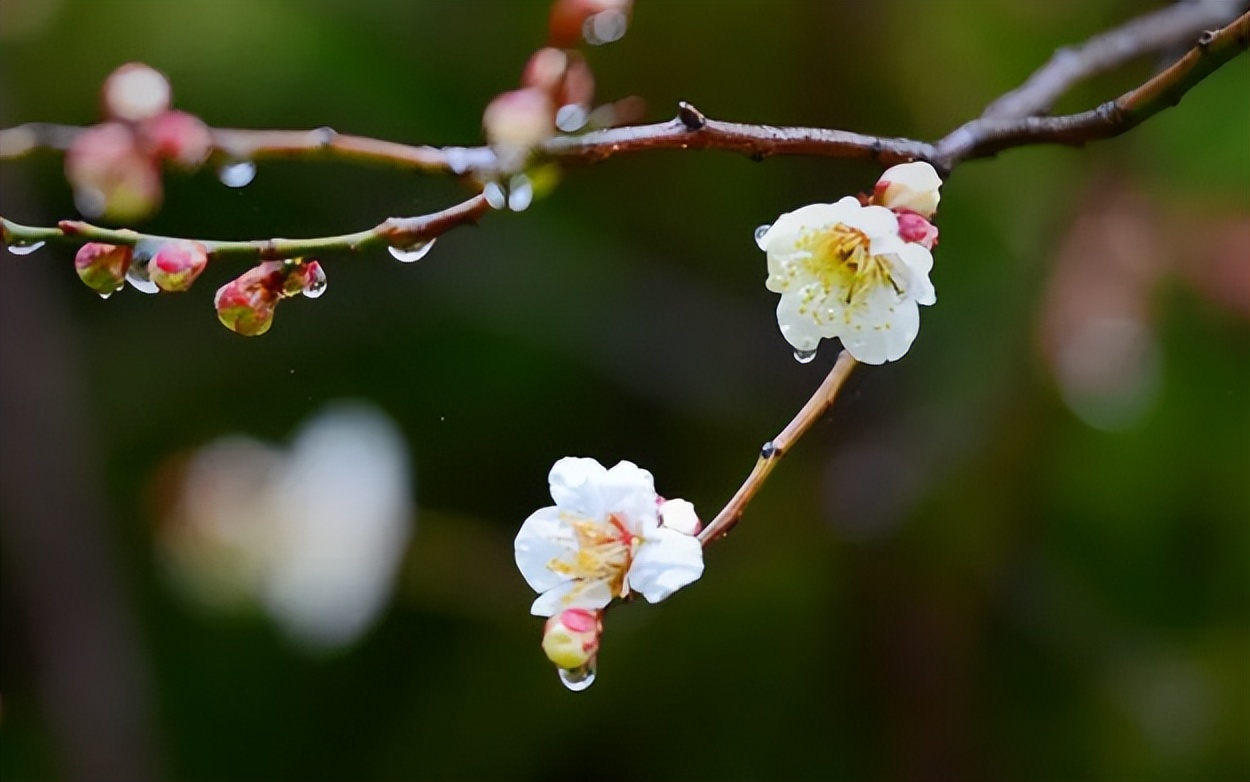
[698,351,858,546]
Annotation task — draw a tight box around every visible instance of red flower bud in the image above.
[214,263,286,337]
[74,242,133,297]
[148,240,209,292]
[896,211,939,250]
[144,110,214,169]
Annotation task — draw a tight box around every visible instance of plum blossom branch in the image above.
[3,8,1244,186]
[1,195,490,262]
[698,351,858,547]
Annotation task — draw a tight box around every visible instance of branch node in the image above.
[760,440,779,459]
[676,101,706,131]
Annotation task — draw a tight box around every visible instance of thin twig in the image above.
[698,352,858,547]
[1,195,490,262]
[982,0,1247,119]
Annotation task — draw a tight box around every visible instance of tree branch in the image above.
[981,0,1247,120]
[2,195,490,263]
[699,351,858,547]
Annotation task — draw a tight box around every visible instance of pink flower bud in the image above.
[74,242,133,297]
[144,110,214,169]
[214,263,286,337]
[65,123,163,222]
[541,608,602,670]
[896,211,939,250]
[482,88,555,154]
[102,63,172,123]
[148,240,209,292]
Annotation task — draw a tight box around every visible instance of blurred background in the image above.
[1,0,1247,779]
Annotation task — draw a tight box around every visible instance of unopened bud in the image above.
[102,63,172,123]
[65,122,163,222]
[482,88,555,164]
[896,211,939,250]
[144,110,214,169]
[214,262,297,336]
[148,240,208,292]
[872,161,942,219]
[74,242,133,296]
[541,608,602,670]
[658,498,702,536]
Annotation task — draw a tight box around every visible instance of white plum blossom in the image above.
[873,161,942,218]
[758,195,937,365]
[514,457,704,616]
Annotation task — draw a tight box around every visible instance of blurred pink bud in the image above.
[148,240,209,292]
[548,0,632,47]
[522,48,570,94]
[541,608,603,670]
[74,242,132,297]
[102,63,172,123]
[65,122,163,222]
[896,211,939,250]
[144,110,214,169]
[214,262,286,337]
[482,88,555,152]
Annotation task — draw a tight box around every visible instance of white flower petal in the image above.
[548,457,607,518]
[514,506,576,594]
[776,291,829,351]
[844,204,898,241]
[627,527,704,604]
[658,498,700,535]
[896,240,934,277]
[876,161,942,218]
[598,460,658,526]
[530,579,614,617]
[840,293,921,364]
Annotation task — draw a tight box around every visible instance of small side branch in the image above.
[699,352,858,547]
[1,195,490,262]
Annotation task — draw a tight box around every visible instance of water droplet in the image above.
[387,239,435,264]
[754,224,772,249]
[7,240,45,256]
[98,291,113,300]
[125,242,161,294]
[445,147,470,175]
[555,104,588,133]
[302,273,327,299]
[483,181,507,210]
[508,174,534,212]
[218,161,257,188]
[760,440,778,459]
[557,661,597,692]
[73,187,107,219]
[793,348,818,364]
[584,10,627,45]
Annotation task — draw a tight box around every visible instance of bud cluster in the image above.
[66,63,214,223]
[214,259,326,336]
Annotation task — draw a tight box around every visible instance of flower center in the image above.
[548,512,639,598]
[800,223,900,313]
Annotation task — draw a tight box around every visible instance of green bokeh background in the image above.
[1,1,1247,779]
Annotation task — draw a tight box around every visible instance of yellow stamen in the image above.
[547,512,639,601]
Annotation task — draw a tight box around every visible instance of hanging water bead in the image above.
[300,261,327,299]
[387,239,435,264]
[793,348,817,364]
[124,240,162,295]
[217,160,257,188]
[507,174,534,212]
[557,661,597,692]
[754,224,772,249]
[7,240,46,256]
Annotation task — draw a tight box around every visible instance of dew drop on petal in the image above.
[98,291,112,300]
[6,240,46,256]
[557,661,597,692]
[302,277,327,299]
[793,348,818,364]
[387,239,435,264]
[483,181,507,210]
[218,161,257,188]
[754,224,771,249]
[507,174,534,212]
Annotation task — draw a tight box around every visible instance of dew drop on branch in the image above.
[793,348,818,364]
[125,240,161,294]
[507,175,534,212]
[387,240,435,264]
[218,161,257,188]
[6,240,46,256]
[483,181,507,210]
[754,224,771,249]
[557,662,597,692]
[555,104,588,133]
